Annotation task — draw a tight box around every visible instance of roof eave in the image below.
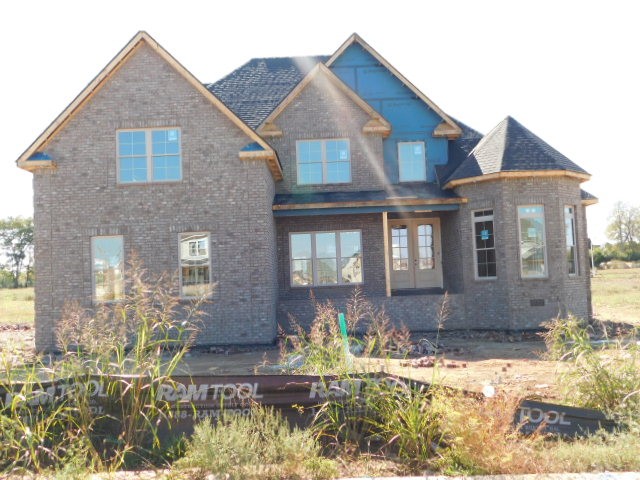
[17,160,57,172]
[273,196,467,211]
[444,170,591,189]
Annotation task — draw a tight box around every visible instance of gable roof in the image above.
[443,116,590,188]
[327,33,462,139]
[256,63,391,137]
[207,56,329,129]
[17,31,282,179]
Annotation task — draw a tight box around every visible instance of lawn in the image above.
[592,267,640,325]
[0,287,34,324]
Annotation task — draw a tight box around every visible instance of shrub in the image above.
[177,404,336,480]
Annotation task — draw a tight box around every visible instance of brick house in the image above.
[17,32,597,351]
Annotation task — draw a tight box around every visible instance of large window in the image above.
[118,128,181,183]
[92,236,124,301]
[398,141,426,182]
[290,231,362,286]
[565,206,578,275]
[473,209,496,278]
[297,139,350,185]
[518,206,547,278]
[180,233,211,297]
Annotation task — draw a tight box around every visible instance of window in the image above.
[297,139,350,184]
[180,233,211,297]
[92,236,124,301]
[398,141,426,182]
[118,128,181,183]
[518,206,547,278]
[290,231,362,286]
[565,206,578,275]
[473,209,496,278]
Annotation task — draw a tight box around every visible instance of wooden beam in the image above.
[382,211,391,297]
[444,170,591,189]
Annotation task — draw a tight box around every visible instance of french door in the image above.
[388,218,443,289]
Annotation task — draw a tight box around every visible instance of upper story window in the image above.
[117,128,181,183]
[297,139,351,185]
[398,141,426,182]
[565,206,578,275]
[92,236,124,302]
[518,205,547,278]
[473,209,496,279]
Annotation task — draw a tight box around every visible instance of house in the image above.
[17,32,597,351]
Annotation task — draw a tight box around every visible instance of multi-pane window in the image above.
[92,236,124,301]
[290,231,362,286]
[391,226,409,270]
[565,206,578,275]
[473,210,496,278]
[518,206,547,278]
[118,128,181,183]
[180,233,210,297]
[398,141,426,182]
[297,139,351,185]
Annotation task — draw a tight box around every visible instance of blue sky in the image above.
[2,0,638,244]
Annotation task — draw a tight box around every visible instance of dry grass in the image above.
[0,287,34,324]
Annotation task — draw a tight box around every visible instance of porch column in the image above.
[382,211,391,297]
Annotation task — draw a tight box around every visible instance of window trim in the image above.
[295,138,352,185]
[517,205,548,279]
[565,205,579,276]
[289,229,363,287]
[472,209,497,280]
[398,141,427,182]
[179,232,212,298]
[117,127,182,184]
[91,235,124,303]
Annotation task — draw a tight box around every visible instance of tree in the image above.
[606,201,640,245]
[0,216,34,288]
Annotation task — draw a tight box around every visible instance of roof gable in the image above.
[256,63,391,138]
[327,33,461,139]
[17,31,281,179]
[444,116,590,188]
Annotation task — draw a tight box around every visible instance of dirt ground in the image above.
[177,331,566,400]
[1,324,564,399]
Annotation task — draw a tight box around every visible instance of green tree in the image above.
[0,216,34,288]
[606,201,640,245]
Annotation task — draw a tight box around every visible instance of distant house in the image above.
[17,32,597,351]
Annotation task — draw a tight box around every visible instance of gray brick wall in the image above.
[268,75,386,195]
[31,44,278,351]
[455,176,591,330]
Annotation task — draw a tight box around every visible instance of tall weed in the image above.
[543,316,640,420]
[0,257,205,473]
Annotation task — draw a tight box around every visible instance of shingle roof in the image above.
[436,118,483,184]
[206,56,329,129]
[581,189,598,203]
[445,116,589,184]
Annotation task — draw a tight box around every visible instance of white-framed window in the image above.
[117,128,182,183]
[518,205,547,278]
[296,139,351,185]
[290,230,362,286]
[565,206,578,275]
[92,236,124,302]
[473,209,496,279]
[398,141,426,182]
[180,232,211,297]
